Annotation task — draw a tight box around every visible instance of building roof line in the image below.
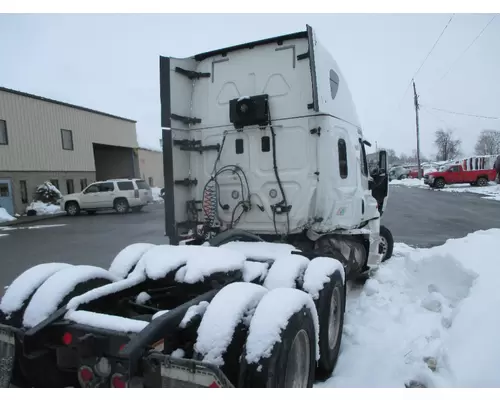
[0,86,136,123]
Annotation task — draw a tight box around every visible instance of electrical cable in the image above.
[267,101,290,238]
[395,14,455,112]
[437,14,497,84]
[422,105,499,120]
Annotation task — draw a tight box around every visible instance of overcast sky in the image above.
[0,13,498,158]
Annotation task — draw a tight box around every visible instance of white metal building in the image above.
[0,86,139,215]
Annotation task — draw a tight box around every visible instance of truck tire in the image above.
[477,177,488,186]
[434,178,445,189]
[240,288,317,388]
[308,269,345,380]
[379,225,394,262]
[193,282,268,386]
[114,198,129,214]
[65,201,80,216]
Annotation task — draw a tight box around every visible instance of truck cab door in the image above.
[447,165,461,183]
[370,150,389,215]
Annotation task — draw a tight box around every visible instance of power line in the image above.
[437,14,497,83]
[421,106,450,127]
[395,14,455,111]
[422,105,500,120]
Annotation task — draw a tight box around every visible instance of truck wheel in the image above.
[477,177,488,186]
[193,282,268,386]
[114,198,129,214]
[65,201,80,216]
[240,288,317,388]
[379,225,394,262]
[434,178,445,189]
[308,269,346,380]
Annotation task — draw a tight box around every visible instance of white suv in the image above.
[61,179,154,216]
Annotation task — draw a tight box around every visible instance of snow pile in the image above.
[318,228,500,388]
[179,301,209,329]
[0,207,16,223]
[26,201,63,216]
[389,178,427,188]
[242,261,269,283]
[65,310,148,333]
[141,245,246,284]
[151,187,164,203]
[435,182,500,201]
[108,243,156,279]
[220,241,299,261]
[0,263,73,316]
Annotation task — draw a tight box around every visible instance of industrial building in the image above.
[137,147,163,189]
[0,86,140,216]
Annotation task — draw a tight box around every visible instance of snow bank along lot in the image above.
[0,207,16,223]
[318,229,500,388]
[390,179,500,202]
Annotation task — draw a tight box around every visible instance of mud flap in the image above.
[143,352,234,388]
[0,325,16,388]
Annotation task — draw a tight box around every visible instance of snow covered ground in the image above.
[390,179,500,202]
[0,207,16,223]
[26,201,64,216]
[318,228,500,388]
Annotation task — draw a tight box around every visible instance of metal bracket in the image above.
[174,67,210,80]
[174,178,198,187]
[171,114,202,125]
[297,51,309,60]
[310,127,321,136]
[173,139,220,153]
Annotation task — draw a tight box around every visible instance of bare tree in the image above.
[434,129,461,161]
[474,130,500,155]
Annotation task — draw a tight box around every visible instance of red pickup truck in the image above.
[424,164,496,189]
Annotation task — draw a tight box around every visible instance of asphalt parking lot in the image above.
[1,187,499,289]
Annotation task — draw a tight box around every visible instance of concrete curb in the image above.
[0,213,66,227]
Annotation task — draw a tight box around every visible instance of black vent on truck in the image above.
[229,94,269,130]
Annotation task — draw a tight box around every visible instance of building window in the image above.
[50,179,59,190]
[148,177,154,187]
[0,119,8,145]
[61,129,74,150]
[338,139,348,179]
[329,69,340,100]
[20,180,28,204]
[66,179,75,194]
[80,178,88,191]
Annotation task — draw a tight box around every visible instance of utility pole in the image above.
[412,80,422,179]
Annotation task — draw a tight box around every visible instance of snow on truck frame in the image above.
[0,25,392,388]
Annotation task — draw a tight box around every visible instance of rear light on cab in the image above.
[134,189,139,198]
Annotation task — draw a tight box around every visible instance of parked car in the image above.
[408,167,424,179]
[389,166,410,181]
[424,164,497,189]
[61,178,153,216]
